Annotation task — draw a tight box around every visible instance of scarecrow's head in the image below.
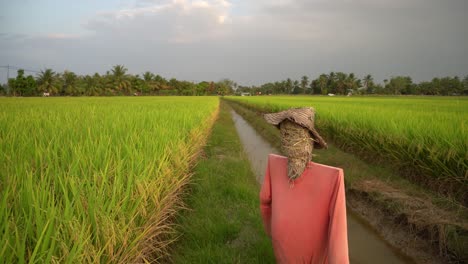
[264,107,327,179]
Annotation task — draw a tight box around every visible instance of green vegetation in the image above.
[170,102,275,263]
[226,99,468,262]
[3,66,468,97]
[225,96,468,205]
[0,97,219,263]
[3,65,237,96]
[235,73,468,96]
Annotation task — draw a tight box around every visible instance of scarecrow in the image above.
[260,107,349,263]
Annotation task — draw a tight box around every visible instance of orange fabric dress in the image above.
[260,154,349,264]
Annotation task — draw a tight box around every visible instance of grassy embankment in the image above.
[0,97,218,263]
[225,97,467,263]
[170,101,275,263]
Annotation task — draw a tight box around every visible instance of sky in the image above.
[0,0,467,85]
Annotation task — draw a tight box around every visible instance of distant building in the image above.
[241,92,251,96]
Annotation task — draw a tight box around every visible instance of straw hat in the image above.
[264,107,327,149]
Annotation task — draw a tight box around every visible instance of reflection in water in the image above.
[231,110,280,182]
[230,110,412,264]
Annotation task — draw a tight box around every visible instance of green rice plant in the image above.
[0,96,219,263]
[225,96,468,204]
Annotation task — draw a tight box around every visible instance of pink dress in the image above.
[260,154,349,264]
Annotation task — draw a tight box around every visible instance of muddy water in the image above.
[231,110,412,264]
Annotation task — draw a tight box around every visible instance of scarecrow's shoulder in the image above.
[310,162,344,176]
[268,153,287,161]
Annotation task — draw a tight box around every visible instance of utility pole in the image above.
[1,65,40,95]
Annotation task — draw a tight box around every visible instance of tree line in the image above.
[1,65,234,96]
[2,66,467,96]
[237,72,468,96]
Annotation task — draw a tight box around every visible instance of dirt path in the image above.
[170,101,275,263]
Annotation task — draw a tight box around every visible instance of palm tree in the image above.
[36,69,59,95]
[285,78,293,94]
[463,75,468,91]
[345,73,358,94]
[318,74,328,95]
[142,71,154,82]
[82,74,101,96]
[362,74,374,94]
[62,70,80,95]
[110,65,131,94]
[293,80,300,94]
[142,71,154,94]
[363,74,373,88]
[334,72,347,94]
[300,76,309,94]
[273,81,281,94]
[142,71,164,95]
[327,71,336,92]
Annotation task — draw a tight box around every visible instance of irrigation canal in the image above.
[230,109,412,264]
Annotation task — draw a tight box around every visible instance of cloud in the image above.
[1,0,467,85]
[84,0,231,44]
[46,34,82,40]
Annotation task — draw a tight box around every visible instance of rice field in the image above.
[0,97,219,263]
[225,96,468,203]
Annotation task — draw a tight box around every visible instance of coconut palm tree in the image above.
[36,69,59,95]
[82,74,101,96]
[62,70,80,95]
[345,73,358,94]
[292,80,300,94]
[363,74,373,88]
[142,71,154,82]
[318,74,328,95]
[301,76,309,94]
[334,72,347,94]
[362,74,374,94]
[285,78,293,94]
[327,72,336,92]
[143,71,162,95]
[110,65,131,94]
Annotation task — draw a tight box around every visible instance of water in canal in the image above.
[231,110,412,264]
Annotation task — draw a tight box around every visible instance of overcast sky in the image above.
[1,0,467,85]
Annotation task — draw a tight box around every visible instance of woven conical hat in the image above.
[264,107,327,149]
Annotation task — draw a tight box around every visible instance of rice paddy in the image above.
[2,95,467,262]
[0,96,219,263]
[225,96,468,203]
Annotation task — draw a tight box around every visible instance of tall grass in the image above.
[0,97,219,263]
[225,96,468,204]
